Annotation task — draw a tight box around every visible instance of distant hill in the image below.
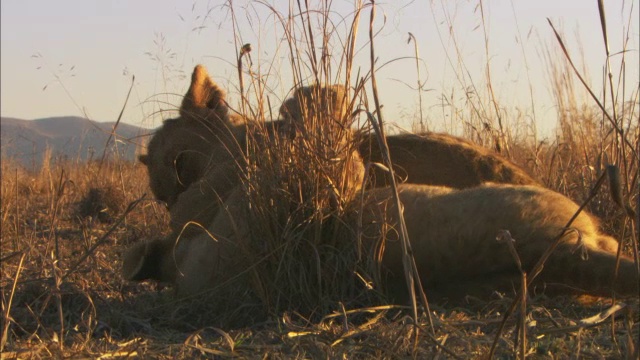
[1,116,150,170]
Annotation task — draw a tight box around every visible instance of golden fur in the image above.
[358,184,637,298]
[127,66,368,296]
[123,187,251,297]
[359,132,537,188]
[138,65,246,207]
[139,67,364,231]
[139,65,537,218]
[279,83,349,126]
[126,65,636,301]
[123,183,638,299]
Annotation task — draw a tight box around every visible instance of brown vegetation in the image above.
[2,1,638,358]
[2,153,637,358]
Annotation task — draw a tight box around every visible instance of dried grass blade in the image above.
[546,18,637,161]
[488,170,607,358]
[99,75,135,171]
[62,195,146,281]
[366,3,434,338]
[0,253,26,352]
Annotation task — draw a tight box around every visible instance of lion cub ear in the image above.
[138,154,149,165]
[180,64,228,118]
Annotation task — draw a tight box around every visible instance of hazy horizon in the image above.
[2,1,638,137]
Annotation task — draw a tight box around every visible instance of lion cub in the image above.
[123,182,638,299]
[126,65,636,300]
[138,65,537,229]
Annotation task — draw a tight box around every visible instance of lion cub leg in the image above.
[123,228,226,297]
[122,234,190,289]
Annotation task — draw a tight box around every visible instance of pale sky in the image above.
[1,0,638,136]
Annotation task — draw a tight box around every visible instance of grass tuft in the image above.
[76,186,126,224]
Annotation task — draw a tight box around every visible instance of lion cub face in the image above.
[139,65,245,207]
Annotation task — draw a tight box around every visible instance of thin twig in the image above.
[547,19,637,161]
[367,0,435,340]
[61,195,146,282]
[99,75,135,171]
[407,32,425,132]
[0,253,26,352]
[487,170,607,358]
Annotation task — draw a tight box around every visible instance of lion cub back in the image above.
[359,183,637,298]
[360,133,537,188]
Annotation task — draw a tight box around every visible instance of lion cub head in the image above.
[139,65,246,207]
[140,67,358,208]
[279,84,350,128]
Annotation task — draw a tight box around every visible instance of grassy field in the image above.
[0,155,638,358]
[2,1,638,358]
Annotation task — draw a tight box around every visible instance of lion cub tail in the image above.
[536,240,639,298]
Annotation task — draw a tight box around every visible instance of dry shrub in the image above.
[0,155,162,355]
[76,186,125,223]
[217,85,376,316]
[168,2,389,318]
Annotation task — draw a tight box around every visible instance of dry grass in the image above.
[1,187,638,359]
[2,1,639,358]
[1,122,638,359]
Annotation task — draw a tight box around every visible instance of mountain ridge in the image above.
[1,116,150,170]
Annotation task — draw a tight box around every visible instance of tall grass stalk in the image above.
[366,1,432,338]
[213,0,384,316]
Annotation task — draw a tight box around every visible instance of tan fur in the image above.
[359,132,537,188]
[129,67,368,296]
[126,65,635,301]
[140,67,537,216]
[142,127,538,214]
[278,84,536,188]
[123,182,638,299]
[139,66,365,232]
[279,84,349,126]
[123,187,252,297]
[358,184,637,299]
[139,65,246,207]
